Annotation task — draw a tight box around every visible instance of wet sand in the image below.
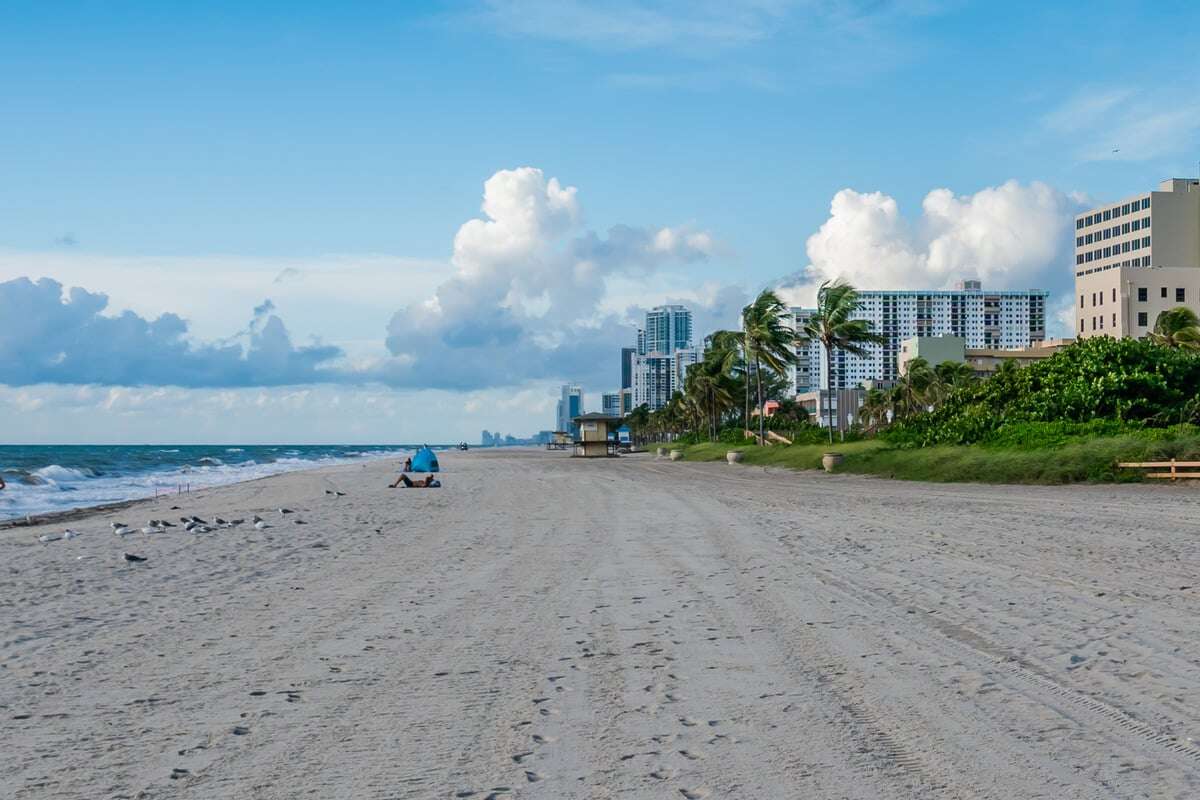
[3,448,1200,798]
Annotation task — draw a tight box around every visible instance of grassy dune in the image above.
[675,432,1200,484]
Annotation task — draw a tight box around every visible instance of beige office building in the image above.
[1074,178,1200,338]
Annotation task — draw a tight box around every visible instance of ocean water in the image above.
[0,445,438,521]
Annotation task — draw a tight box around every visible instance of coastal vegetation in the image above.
[622,287,1200,484]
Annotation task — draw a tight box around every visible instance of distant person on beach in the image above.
[0,474,5,490]
[403,457,413,472]
[389,473,440,488]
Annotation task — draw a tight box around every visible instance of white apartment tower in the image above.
[784,282,1048,391]
[1074,178,1200,339]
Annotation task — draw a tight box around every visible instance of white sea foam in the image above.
[0,449,410,521]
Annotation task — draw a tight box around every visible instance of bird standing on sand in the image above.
[62,529,80,540]
[111,522,128,531]
[122,553,148,563]
[278,508,294,515]
[252,515,270,530]
[37,533,61,544]
[114,526,136,537]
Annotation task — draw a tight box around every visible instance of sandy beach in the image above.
[4,449,1200,798]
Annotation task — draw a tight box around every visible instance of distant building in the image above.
[899,335,1074,379]
[556,384,584,435]
[644,305,693,354]
[621,347,637,389]
[619,387,633,416]
[625,305,696,411]
[783,283,1047,391]
[1074,178,1200,339]
[601,392,622,417]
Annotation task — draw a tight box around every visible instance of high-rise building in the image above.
[643,305,693,354]
[783,284,1048,391]
[1074,178,1200,339]
[556,384,583,434]
[601,392,622,417]
[620,347,637,389]
[627,305,697,411]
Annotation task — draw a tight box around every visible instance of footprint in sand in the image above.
[649,767,676,780]
[680,717,700,727]
[511,751,534,764]
[531,734,556,745]
[524,770,544,782]
[678,749,703,761]
[679,789,711,799]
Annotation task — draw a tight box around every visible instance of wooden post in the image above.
[1172,458,1177,481]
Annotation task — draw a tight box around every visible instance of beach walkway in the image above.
[3,449,1200,798]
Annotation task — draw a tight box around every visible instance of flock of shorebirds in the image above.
[32,498,342,563]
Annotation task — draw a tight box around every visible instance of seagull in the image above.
[62,529,80,540]
[179,517,192,524]
[294,519,308,525]
[214,517,228,526]
[335,491,346,497]
[114,526,136,537]
[140,525,163,535]
[159,520,176,528]
[278,508,294,515]
[229,518,245,527]
[122,553,148,563]
[111,521,129,531]
[190,516,208,525]
[324,490,334,495]
[253,516,270,530]
[37,533,62,544]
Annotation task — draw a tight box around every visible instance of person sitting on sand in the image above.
[403,457,413,472]
[389,473,441,488]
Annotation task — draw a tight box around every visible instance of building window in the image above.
[1076,236,1084,247]
[1112,313,1116,327]
[1138,311,1148,327]
[1138,287,1148,302]
[1143,256,1151,267]
[1103,229,1111,240]
[1143,216,1150,228]
[1085,233,1093,244]
[1123,203,1131,214]
[1079,294,1084,308]
[1099,292,1104,305]
[1076,218,1084,229]
[1103,209,1111,221]
[1099,316,1104,330]
[1104,247,1111,257]
[1142,198,1150,209]
[1112,288,1116,302]
[1092,317,1096,331]
[1161,287,1168,298]
[1122,242,1130,253]
[1177,288,1186,302]
[1132,239,1140,251]
[1079,318,1085,332]
[1143,236,1150,247]
[1123,223,1130,234]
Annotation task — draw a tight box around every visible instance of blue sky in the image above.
[1,0,1198,443]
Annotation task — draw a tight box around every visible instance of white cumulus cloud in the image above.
[777,180,1081,311]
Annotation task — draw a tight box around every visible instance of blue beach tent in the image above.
[411,446,440,473]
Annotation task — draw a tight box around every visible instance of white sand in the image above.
[4,448,1200,798]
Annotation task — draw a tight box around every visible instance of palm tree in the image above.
[859,387,889,434]
[742,290,797,446]
[1149,307,1200,350]
[797,281,886,444]
[897,357,937,417]
[931,360,976,406]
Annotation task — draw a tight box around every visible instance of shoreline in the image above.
[0,451,411,531]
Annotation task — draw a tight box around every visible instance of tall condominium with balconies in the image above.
[784,281,1048,391]
[630,304,697,410]
[1074,178,1200,339]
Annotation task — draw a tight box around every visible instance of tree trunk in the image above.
[755,355,765,447]
[742,341,750,437]
[825,342,834,445]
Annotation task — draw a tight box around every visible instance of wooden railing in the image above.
[1118,459,1200,481]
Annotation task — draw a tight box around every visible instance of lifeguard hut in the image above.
[572,413,622,458]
